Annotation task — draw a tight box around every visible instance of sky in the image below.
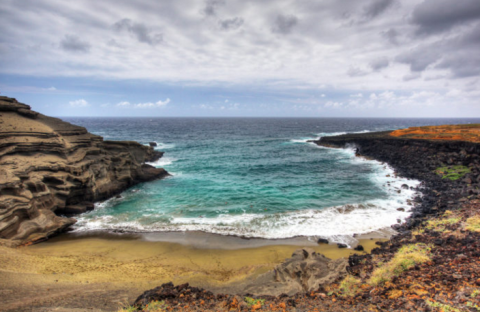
[1,0,480,117]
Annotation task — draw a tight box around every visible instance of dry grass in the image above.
[369,244,432,286]
[466,216,480,233]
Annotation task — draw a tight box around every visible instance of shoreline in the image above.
[57,227,395,249]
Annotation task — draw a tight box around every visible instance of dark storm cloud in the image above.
[60,35,91,53]
[437,53,480,78]
[370,58,389,71]
[395,22,480,78]
[219,17,244,30]
[113,19,163,45]
[395,44,442,72]
[412,0,480,35]
[363,0,395,19]
[271,14,298,34]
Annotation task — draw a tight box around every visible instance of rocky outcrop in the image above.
[0,96,168,246]
[243,248,348,296]
[313,131,480,232]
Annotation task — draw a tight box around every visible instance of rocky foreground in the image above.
[0,96,168,247]
[124,126,480,311]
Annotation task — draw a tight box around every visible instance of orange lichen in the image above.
[390,124,480,142]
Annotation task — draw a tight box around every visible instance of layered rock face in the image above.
[0,96,168,246]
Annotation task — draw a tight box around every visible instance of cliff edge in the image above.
[0,96,168,247]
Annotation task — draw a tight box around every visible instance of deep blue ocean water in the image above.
[62,117,480,242]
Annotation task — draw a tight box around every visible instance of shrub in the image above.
[426,217,461,232]
[338,275,361,297]
[434,165,470,181]
[244,297,265,307]
[369,244,431,286]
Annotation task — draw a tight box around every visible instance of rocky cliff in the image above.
[0,96,168,247]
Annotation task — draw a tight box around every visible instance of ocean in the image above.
[62,117,480,245]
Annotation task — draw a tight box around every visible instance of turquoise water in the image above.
[62,118,479,241]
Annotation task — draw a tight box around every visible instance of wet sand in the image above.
[0,231,386,311]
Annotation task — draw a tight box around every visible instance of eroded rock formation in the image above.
[0,96,168,246]
[244,248,348,296]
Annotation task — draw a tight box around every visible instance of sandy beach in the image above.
[0,231,386,311]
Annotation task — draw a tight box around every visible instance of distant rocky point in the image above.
[0,96,168,247]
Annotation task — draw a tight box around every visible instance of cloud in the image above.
[403,72,421,81]
[113,19,163,45]
[370,58,389,71]
[116,99,170,108]
[363,0,395,19]
[69,99,89,107]
[395,45,442,72]
[219,17,244,30]
[412,0,480,35]
[203,0,224,16]
[60,35,90,53]
[272,14,298,34]
[1,0,480,106]
[382,28,399,45]
[347,66,368,77]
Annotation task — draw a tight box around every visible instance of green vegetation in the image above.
[471,289,480,298]
[426,300,461,312]
[244,297,265,307]
[466,216,480,232]
[426,216,461,232]
[143,300,168,312]
[338,275,361,297]
[118,300,167,312]
[467,301,480,311]
[434,165,471,181]
[118,306,137,312]
[369,244,432,286]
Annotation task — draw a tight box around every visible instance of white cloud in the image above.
[69,99,89,107]
[116,99,170,108]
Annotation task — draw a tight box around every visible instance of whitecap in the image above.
[146,157,177,167]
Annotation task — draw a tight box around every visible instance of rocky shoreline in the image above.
[123,129,480,311]
[0,96,168,247]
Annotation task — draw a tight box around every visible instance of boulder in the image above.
[317,238,329,244]
[354,245,364,251]
[149,142,157,147]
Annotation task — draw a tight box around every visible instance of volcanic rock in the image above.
[317,238,329,244]
[0,96,168,246]
[243,248,348,296]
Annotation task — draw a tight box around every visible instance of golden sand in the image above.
[0,234,384,311]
